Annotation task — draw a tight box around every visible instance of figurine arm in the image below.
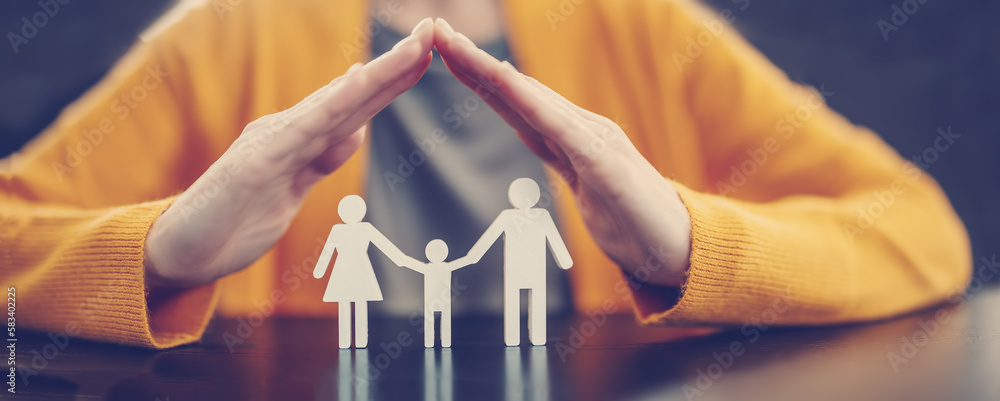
[467,214,505,263]
[400,256,427,273]
[445,256,474,271]
[366,224,408,266]
[313,226,339,279]
[543,212,573,269]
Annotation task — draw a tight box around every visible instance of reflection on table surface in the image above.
[13,287,1000,400]
[330,342,549,401]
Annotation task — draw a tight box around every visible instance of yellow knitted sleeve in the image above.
[0,6,228,348]
[2,201,218,348]
[629,0,972,326]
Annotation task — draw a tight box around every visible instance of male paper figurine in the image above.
[400,239,472,348]
[467,178,573,346]
[314,195,409,349]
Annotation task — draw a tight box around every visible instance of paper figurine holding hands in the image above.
[399,240,473,348]
[314,195,409,349]
[467,178,573,346]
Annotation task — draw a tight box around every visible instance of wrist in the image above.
[143,212,204,288]
[143,217,171,289]
[615,168,693,287]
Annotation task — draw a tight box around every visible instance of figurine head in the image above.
[508,178,540,210]
[425,239,448,263]
[338,195,367,223]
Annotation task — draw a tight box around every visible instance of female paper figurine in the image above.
[314,194,408,349]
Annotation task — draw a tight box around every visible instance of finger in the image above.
[446,60,574,174]
[435,20,596,152]
[433,19,569,165]
[288,17,436,138]
[437,54,562,164]
[292,62,364,113]
[337,51,432,130]
[340,17,436,114]
[518,71,610,126]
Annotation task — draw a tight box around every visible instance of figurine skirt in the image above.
[322,250,384,302]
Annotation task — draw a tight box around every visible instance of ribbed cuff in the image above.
[630,183,856,326]
[14,199,219,348]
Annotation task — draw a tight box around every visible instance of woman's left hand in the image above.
[434,19,692,287]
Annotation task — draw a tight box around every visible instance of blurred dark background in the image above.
[0,0,997,282]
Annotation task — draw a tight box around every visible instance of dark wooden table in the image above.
[13,286,1000,400]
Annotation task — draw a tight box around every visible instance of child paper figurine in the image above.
[401,239,473,348]
[314,195,410,349]
[467,178,573,346]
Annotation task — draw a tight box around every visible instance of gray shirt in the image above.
[365,25,571,317]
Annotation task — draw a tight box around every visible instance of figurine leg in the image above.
[355,301,369,348]
[338,302,351,349]
[441,305,452,348]
[504,285,520,347]
[425,308,435,348]
[528,287,546,346]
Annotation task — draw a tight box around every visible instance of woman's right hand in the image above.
[143,18,436,288]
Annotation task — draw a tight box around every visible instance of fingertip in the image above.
[391,19,433,57]
[414,18,435,45]
[433,18,455,51]
[411,17,432,35]
[435,18,454,35]
[412,17,434,38]
[389,36,426,66]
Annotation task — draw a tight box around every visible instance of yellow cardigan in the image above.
[2,0,971,348]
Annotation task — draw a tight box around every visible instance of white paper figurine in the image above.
[401,240,473,348]
[314,195,410,349]
[467,178,573,346]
